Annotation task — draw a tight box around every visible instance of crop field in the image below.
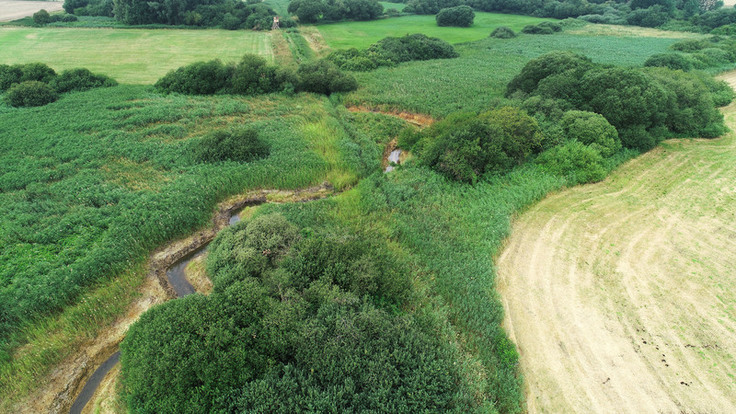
[0,28,273,84]
[343,24,702,117]
[495,75,736,413]
[315,12,552,49]
[0,0,63,22]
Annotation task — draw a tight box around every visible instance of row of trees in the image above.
[155,54,358,96]
[287,0,384,23]
[121,214,466,412]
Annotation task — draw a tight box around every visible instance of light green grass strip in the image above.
[0,28,273,84]
[315,12,553,49]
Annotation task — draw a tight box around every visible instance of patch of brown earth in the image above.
[0,0,63,21]
[346,105,435,128]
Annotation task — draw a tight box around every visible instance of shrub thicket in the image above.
[404,0,461,14]
[535,140,606,184]
[490,26,516,38]
[411,107,543,183]
[521,21,562,34]
[194,128,270,163]
[51,68,117,93]
[155,54,355,96]
[326,34,458,71]
[436,5,475,27]
[19,62,57,84]
[560,110,620,157]
[122,214,461,413]
[287,0,383,23]
[33,9,52,25]
[644,53,694,71]
[507,51,730,151]
[5,81,58,107]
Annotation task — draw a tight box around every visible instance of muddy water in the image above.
[385,149,401,172]
[68,352,120,414]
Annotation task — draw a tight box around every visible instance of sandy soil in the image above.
[496,74,736,413]
[0,0,63,21]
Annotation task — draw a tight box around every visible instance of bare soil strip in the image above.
[496,74,736,413]
[0,0,63,21]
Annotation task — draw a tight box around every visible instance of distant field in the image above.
[315,12,552,49]
[0,28,273,84]
[0,0,63,22]
[344,24,700,117]
[380,1,406,11]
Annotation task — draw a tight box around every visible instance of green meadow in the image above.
[315,12,553,49]
[0,28,273,84]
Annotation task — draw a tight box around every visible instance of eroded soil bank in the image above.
[496,74,736,412]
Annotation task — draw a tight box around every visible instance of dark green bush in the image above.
[560,110,620,157]
[0,64,23,91]
[19,62,57,84]
[288,0,383,23]
[436,5,475,27]
[506,51,593,96]
[521,21,562,34]
[155,59,234,95]
[490,26,516,38]
[33,9,52,25]
[535,140,606,184]
[670,38,712,53]
[415,107,543,183]
[231,54,283,95]
[326,34,458,71]
[644,53,693,71]
[404,0,462,14]
[5,81,58,107]
[297,60,357,94]
[194,127,270,163]
[51,68,117,93]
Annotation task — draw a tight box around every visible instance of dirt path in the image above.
[0,0,63,21]
[496,74,736,413]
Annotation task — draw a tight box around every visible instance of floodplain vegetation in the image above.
[0,5,735,414]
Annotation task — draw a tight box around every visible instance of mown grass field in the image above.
[343,24,703,116]
[0,28,273,84]
[315,12,553,49]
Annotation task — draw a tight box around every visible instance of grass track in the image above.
[315,12,553,49]
[0,28,273,84]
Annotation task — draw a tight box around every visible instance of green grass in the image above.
[315,12,553,49]
[0,28,273,84]
[0,86,380,407]
[380,1,407,11]
[343,26,698,117]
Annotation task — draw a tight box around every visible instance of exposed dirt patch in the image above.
[0,0,63,22]
[496,73,736,413]
[346,105,435,128]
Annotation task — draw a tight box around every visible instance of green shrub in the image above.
[416,107,543,183]
[222,12,241,29]
[155,59,234,95]
[535,140,606,184]
[194,127,270,163]
[51,68,117,93]
[297,60,357,94]
[435,5,475,27]
[231,54,281,95]
[560,110,620,157]
[5,81,58,107]
[33,9,52,25]
[644,53,693,71]
[19,62,57,84]
[490,26,516,38]
[404,0,462,14]
[521,21,562,34]
[670,38,712,53]
[0,64,23,91]
[506,51,593,96]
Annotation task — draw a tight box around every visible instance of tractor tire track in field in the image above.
[496,72,736,413]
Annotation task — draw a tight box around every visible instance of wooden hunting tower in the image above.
[272,16,279,30]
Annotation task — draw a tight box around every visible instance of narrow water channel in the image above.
[385,149,401,172]
[69,210,244,414]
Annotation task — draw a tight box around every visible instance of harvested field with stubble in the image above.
[496,73,736,413]
[0,0,63,22]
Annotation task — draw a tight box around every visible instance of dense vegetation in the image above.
[0,86,380,389]
[0,63,116,107]
[436,5,475,26]
[122,213,474,412]
[287,0,384,23]
[155,54,357,95]
[64,0,286,29]
[326,33,458,71]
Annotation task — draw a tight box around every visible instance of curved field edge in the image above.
[495,75,736,412]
